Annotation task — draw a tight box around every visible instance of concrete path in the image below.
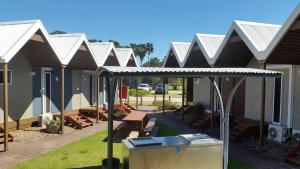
[0,122,110,169]
[149,111,300,169]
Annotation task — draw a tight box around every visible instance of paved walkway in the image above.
[149,111,300,169]
[0,122,110,169]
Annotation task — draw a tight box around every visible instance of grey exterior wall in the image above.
[0,52,33,123]
[193,78,211,107]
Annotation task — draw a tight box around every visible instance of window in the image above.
[0,70,12,85]
[273,78,282,123]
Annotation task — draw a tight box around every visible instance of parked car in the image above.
[138,83,150,91]
[155,84,168,94]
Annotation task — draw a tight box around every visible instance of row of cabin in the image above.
[0,19,138,128]
[163,3,300,142]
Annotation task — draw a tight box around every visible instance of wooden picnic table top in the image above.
[122,111,147,122]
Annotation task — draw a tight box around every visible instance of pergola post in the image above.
[136,78,138,110]
[96,77,99,123]
[163,78,166,114]
[209,77,246,169]
[60,66,65,134]
[119,78,123,113]
[106,76,118,169]
[259,62,266,148]
[182,78,185,107]
[3,63,9,151]
[210,81,215,129]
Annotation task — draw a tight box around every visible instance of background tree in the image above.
[88,39,102,43]
[145,43,154,65]
[143,57,162,67]
[50,30,67,35]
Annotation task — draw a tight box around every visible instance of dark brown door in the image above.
[221,77,245,119]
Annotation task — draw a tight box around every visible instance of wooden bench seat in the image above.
[143,118,157,136]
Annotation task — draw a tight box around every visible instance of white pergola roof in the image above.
[97,66,281,78]
[50,33,99,66]
[90,42,120,66]
[183,34,224,66]
[212,20,281,65]
[0,19,62,63]
[163,42,191,67]
[115,48,138,67]
[264,2,300,61]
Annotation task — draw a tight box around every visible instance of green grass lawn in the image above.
[11,124,255,169]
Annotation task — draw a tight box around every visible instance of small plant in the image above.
[113,109,127,117]
[152,100,179,110]
[190,102,206,118]
[45,117,61,134]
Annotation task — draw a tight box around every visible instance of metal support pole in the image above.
[60,66,65,134]
[163,78,166,114]
[119,78,123,113]
[209,77,246,169]
[182,78,185,108]
[3,63,8,151]
[106,76,118,169]
[136,78,138,110]
[96,77,99,123]
[259,63,266,148]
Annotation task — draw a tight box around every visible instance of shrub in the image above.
[152,100,179,110]
[113,109,127,117]
[129,88,151,96]
[190,102,206,118]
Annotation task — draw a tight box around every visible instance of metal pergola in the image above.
[96,66,281,169]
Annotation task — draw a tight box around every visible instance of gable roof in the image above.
[212,20,281,65]
[183,34,224,66]
[0,19,62,63]
[115,48,138,67]
[264,2,300,61]
[89,42,120,66]
[163,42,191,67]
[50,33,99,66]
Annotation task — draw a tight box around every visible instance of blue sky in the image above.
[0,0,299,63]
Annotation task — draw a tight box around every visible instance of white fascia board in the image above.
[263,3,300,61]
[4,20,38,63]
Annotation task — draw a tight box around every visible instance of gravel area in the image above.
[9,126,77,144]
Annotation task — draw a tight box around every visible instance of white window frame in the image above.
[0,69,13,85]
[266,64,293,127]
[41,67,52,114]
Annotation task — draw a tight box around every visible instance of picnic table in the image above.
[122,111,147,132]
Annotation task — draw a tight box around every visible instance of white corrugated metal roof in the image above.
[182,34,224,67]
[97,66,281,78]
[212,20,281,65]
[235,21,281,52]
[50,33,99,66]
[90,42,119,66]
[115,48,138,67]
[163,42,191,67]
[264,2,300,61]
[0,19,62,63]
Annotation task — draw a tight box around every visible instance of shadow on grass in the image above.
[69,166,101,169]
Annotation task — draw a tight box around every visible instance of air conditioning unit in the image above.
[292,129,300,145]
[38,113,53,127]
[268,124,288,143]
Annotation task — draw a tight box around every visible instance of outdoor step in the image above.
[286,156,300,166]
[0,137,13,144]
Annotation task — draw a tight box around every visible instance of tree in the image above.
[88,39,102,43]
[109,40,121,48]
[143,57,162,67]
[145,43,154,65]
[50,30,67,35]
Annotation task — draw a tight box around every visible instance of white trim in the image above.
[42,68,52,114]
[267,64,293,128]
